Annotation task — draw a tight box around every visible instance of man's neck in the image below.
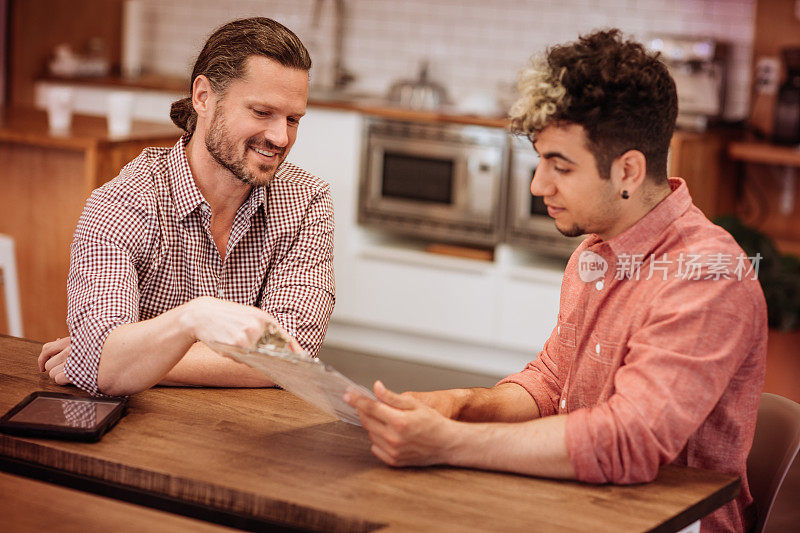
[598,182,673,242]
[184,134,252,217]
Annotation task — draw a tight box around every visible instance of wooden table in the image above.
[0,108,181,341]
[0,335,740,532]
[0,470,236,533]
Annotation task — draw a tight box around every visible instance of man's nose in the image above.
[264,117,289,148]
[530,164,553,197]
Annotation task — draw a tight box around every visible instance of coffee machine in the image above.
[648,35,728,131]
[773,47,800,146]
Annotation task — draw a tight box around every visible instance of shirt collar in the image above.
[588,177,693,258]
[168,135,207,221]
[241,183,266,220]
[168,134,266,221]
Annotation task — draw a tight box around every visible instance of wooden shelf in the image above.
[0,107,181,151]
[37,75,512,129]
[728,141,800,168]
[38,74,187,93]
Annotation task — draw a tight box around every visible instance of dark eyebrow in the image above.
[540,150,577,165]
[530,141,577,165]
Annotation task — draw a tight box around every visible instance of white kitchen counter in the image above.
[289,107,564,376]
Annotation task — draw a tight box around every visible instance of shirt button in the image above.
[595,280,604,290]
[595,343,601,354]
[560,398,566,409]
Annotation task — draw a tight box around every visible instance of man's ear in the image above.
[191,75,215,118]
[611,149,647,197]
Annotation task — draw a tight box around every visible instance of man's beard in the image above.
[204,103,285,186]
[555,223,586,238]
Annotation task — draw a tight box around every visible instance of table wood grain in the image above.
[0,335,740,532]
[0,470,237,533]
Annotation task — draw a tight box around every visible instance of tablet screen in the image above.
[8,397,119,429]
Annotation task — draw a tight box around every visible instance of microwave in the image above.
[505,135,582,258]
[358,118,507,247]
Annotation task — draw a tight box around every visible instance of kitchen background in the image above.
[133,0,754,119]
[0,0,799,530]
[1,0,797,388]
[1,0,798,393]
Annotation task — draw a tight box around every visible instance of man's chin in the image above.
[240,162,281,186]
[555,222,586,238]
[244,173,275,187]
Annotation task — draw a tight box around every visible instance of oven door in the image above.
[363,134,499,227]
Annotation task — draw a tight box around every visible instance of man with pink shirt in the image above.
[345,29,766,532]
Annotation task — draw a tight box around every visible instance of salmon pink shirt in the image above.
[500,178,767,532]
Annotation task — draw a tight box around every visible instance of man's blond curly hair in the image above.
[506,29,677,181]
[509,57,567,137]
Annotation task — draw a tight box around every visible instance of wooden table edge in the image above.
[0,443,386,533]
[0,433,741,533]
[648,474,740,532]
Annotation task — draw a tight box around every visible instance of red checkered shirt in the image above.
[499,179,767,533]
[64,135,335,394]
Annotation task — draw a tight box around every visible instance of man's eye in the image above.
[554,166,570,175]
[253,110,270,117]
[288,117,301,126]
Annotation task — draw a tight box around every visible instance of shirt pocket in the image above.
[566,331,621,409]
[587,330,622,366]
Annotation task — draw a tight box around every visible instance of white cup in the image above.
[106,91,135,138]
[45,87,74,134]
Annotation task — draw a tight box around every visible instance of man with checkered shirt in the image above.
[38,18,334,397]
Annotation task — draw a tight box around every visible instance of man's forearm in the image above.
[93,296,281,396]
[433,383,540,422]
[96,303,197,396]
[159,342,275,387]
[446,414,575,478]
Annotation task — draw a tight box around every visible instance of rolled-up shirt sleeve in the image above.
[64,190,150,395]
[565,277,762,484]
[260,186,335,359]
[497,323,564,418]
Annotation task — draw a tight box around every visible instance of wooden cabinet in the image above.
[8,0,124,108]
[727,140,800,256]
[669,129,738,220]
[0,108,180,341]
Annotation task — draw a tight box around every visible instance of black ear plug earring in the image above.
[621,190,629,199]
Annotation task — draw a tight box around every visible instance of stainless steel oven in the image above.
[505,136,582,257]
[359,118,507,247]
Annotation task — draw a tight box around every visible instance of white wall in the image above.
[131,0,755,120]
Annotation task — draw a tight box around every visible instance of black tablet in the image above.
[0,392,127,442]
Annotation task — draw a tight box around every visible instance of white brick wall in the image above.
[132,0,755,120]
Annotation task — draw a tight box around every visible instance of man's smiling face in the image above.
[204,55,308,186]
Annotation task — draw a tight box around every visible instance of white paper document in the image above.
[206,340,375,426]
